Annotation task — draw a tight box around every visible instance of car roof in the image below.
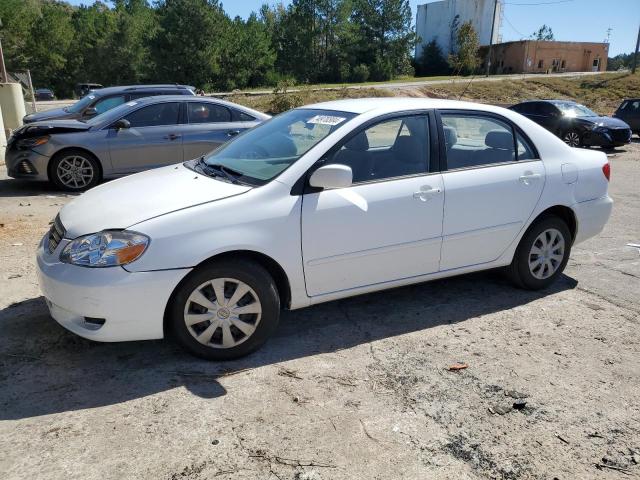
[122,95,270,119]
[91,84,194,96]
[302,97,516,115]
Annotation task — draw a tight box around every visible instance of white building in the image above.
[415,0,502,58]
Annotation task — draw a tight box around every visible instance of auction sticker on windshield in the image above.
[307,115,347,126]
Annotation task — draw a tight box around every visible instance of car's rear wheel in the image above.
[562,129,581,148]
[506,216,572,290]
[50,149,101,192]
[169,260,280,360]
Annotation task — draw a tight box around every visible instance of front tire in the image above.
[49,149,101,192]
[562,129,581,148]
[169,260,280,360]
[506,216,572,290]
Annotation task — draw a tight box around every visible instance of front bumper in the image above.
[573,195,613,245]
[37,235,191,342]
[583,128,632,148]
[5,145,51,181]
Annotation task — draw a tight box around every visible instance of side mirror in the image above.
[84,107,98,117]
[112,119,130,130]
[309,164,353,190]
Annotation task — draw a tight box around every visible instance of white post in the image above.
[26,69,37,113]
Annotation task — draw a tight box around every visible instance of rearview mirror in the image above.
[309,164,352,190]
[84,107,98,117]
[112,119,130,130]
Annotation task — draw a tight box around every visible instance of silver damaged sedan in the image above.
[6,95,269,191]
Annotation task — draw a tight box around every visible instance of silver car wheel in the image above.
[183,277,262,349]
[528,228,565,280]
[563,131,580,148]
[56,155,95,189]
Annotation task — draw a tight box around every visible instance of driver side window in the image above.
[325,115,430,183]
[123,102,180,128]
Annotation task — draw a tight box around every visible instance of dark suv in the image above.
[613,99,640,136]
[23,84,195,124]
[509,100,631,149]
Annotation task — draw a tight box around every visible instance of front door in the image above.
[439,111,545,271]
[108,102,185,174]
[301,114,444,297]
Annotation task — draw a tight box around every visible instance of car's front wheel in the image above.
[506,215,572,290]
[50,149,101,192]
[562,129,581,148]
[169,260,281,360]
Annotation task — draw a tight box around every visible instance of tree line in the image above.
[0,0,421,97]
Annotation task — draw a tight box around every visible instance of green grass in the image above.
[227,72,640,115]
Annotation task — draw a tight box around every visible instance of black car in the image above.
[509,100,631,149]
[613,99,640,136]
[34,88,55,101]
[23,84,196,124]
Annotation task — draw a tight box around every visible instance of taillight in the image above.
[602,162,610,181]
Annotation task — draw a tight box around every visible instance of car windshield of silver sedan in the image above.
[555,102,598,118]
[199,108,356,185]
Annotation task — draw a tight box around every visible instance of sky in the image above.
[66,0,639,56]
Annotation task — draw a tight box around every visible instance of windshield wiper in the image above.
[196,157,243,185]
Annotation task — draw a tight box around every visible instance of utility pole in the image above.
[485,0,499,77]
[0,18,7,83]
[633,24,640,74]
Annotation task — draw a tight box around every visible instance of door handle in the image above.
[163,133,181,141]
[227,130,241,137]
[519,172,542,185]
[413,186,442,201]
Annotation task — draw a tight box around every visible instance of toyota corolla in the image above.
[37,98,613,360]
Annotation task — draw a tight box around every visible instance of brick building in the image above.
[479,40,609,74]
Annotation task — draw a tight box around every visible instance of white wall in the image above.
[415,0,501,58]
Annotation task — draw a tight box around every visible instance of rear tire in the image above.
[49,149,101,192]
[169,260,280,360]
[562,129,581,148]
[506,216,572,290]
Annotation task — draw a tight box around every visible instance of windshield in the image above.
[554,102,598,118]
[66,94,97,114]
[202,108,356,185]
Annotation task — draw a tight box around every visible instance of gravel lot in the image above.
[1,143,639,479]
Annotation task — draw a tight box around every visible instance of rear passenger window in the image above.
[234,110,256,122]
[326,115,429,183]
[442,114,515,169]
[188,102,231,123]
[516,133,536,160]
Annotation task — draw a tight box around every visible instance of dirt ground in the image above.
[0,142,639,480]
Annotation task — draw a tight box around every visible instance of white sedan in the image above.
[37,98,613,359]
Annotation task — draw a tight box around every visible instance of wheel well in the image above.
[47,147,103,182]
[533,205,577,243]
[163,250,292,336]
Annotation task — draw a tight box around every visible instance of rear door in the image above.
[438,110,545,271]
[107,101,185,173]
[181,102,256,159]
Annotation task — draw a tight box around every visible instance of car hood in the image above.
[24,107,73,123]
[12,119,91,140]
[59,163,252,238]
[582,116,630,129]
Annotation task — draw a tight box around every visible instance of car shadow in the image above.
[0,271,578,420]
[0,177,79,198]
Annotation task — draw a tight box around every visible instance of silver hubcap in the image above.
[528,228,565,280]
[563,132,580,147]
[184,278,262,349]
[57,155,94,189]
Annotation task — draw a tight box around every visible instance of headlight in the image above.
[17,135,49,148]
[60,231,149,267]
